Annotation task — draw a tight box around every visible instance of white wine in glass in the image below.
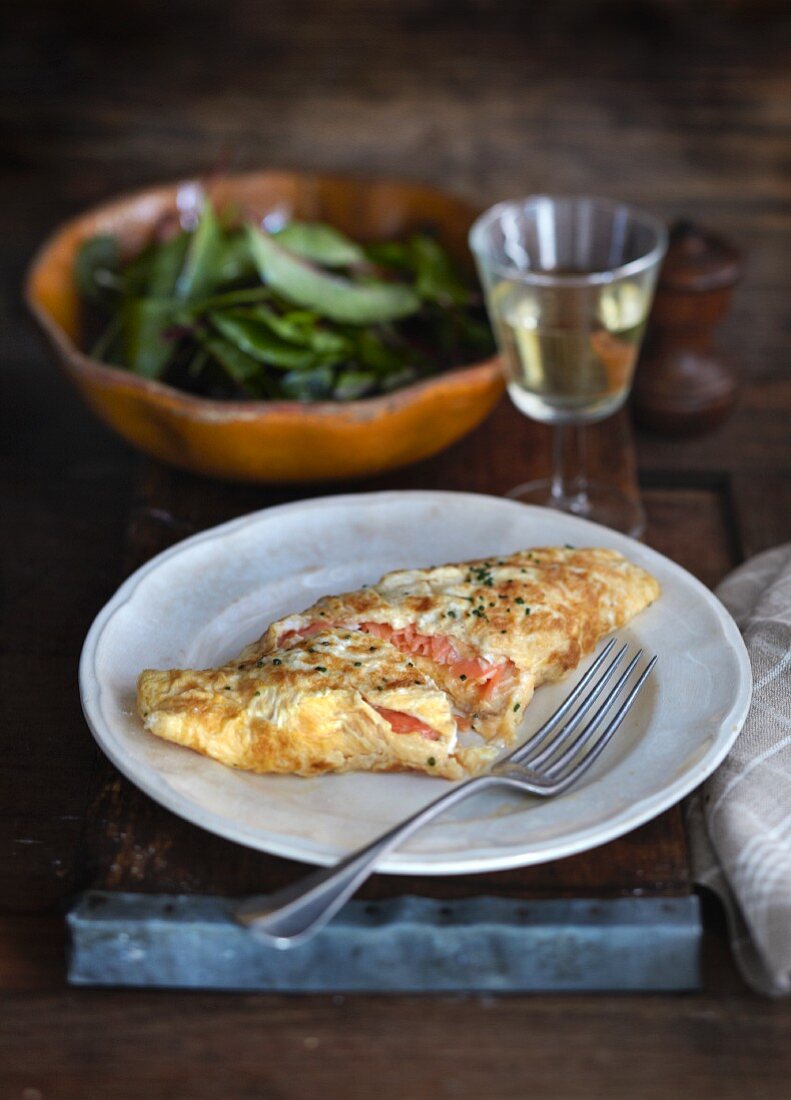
[496,278,651,423]
[470,196,667,537]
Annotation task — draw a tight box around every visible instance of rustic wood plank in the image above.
[2,982,791,1100]
[730,473,791,560]
[73,770,695,901]
[643,486,738,589]
[71,410,696,908]
[635,380,791,478]
[0,917,66,992]
[117,400,639,538]
[0,461,132,913]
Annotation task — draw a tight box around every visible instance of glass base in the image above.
[506,478,646,540]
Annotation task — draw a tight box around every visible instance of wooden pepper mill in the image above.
[632,220,743,435]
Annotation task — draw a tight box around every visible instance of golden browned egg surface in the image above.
[137,547,660,779]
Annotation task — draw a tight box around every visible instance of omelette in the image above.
[138,547,659,779]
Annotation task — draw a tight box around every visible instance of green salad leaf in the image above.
[274,221,366,267]
[144,233,191,298]
[363,241,412,269]
[121,298,178,379]
[246,226,421,324]
[199,334,270,398]
[208,312,326,370]
[176,200,225,299]
[333,369,378,400]
[410,234,469,306]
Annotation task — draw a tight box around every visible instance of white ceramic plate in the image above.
[80,490,752,875]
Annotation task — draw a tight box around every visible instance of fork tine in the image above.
[517,644,629,768]
[508,638,618,763]
[545,655,658,791]
[541,649,644,775]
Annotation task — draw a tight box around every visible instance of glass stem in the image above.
[550,423,590,515]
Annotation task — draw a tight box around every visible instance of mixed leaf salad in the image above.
[75,199,494,401]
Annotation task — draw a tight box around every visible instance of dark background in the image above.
[4,0,790,455]
[3,1,790,473]
[2,2,791,1097]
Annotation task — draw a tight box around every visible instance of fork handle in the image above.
[236,773,496,947]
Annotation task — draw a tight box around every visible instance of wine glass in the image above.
[469,195,667,538]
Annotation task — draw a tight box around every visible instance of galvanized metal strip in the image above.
[67,892,701,992]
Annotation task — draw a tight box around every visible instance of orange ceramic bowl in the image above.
[25,171,504,482]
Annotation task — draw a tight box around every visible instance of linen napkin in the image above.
[687,542,791,996]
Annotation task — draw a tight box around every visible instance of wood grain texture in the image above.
[2,0,791,1094]
[2,984,791,1100]
[730,474,791,560]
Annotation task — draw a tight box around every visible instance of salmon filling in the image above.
[369,704,441,740]
[279,618,515,703]
[278,621,330,644]
[358,621,513,701]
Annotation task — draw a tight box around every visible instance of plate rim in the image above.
[79,489,753,875]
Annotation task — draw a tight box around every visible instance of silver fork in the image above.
[237,639,657,948]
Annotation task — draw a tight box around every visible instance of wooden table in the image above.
[3,1,791,1095]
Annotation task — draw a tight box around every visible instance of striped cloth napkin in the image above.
[687,543,791,996]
